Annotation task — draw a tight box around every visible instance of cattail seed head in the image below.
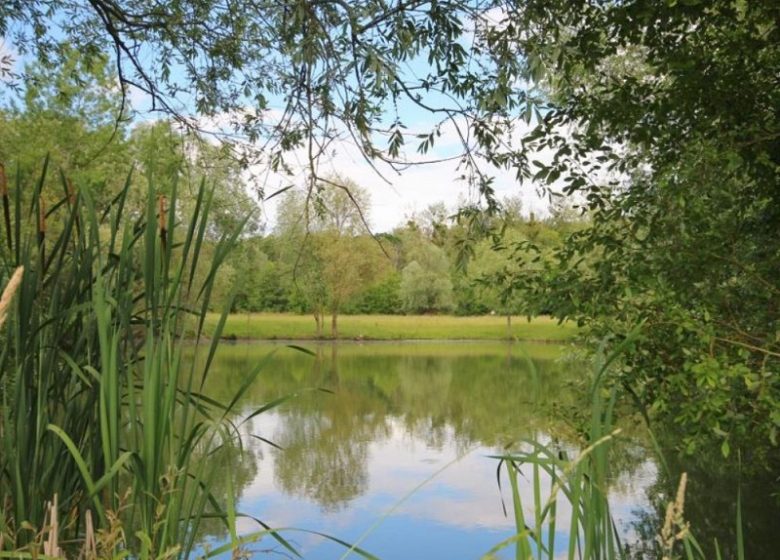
[0,163,7,197]
[38,196,46,235]
[158,195,167,233]
[158,195,168,252]
[0,266,23,330]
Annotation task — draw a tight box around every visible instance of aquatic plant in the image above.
[0,159,268,557]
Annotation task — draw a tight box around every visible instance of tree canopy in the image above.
[509,0,780,459]
[1,0,533,202]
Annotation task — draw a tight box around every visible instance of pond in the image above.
[194,341,775,559]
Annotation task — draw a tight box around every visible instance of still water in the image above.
[194,341,774,559]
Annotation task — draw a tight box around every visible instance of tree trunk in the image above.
[506,314,512,340]
[314,311,322,338]
[331,312,338,339]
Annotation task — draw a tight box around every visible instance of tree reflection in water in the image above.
[198,341,598,514]
[192,341,776,556]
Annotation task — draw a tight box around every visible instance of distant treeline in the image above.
[218,183,584,338]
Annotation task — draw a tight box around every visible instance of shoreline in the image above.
[210,335,574,343]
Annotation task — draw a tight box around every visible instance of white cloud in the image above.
[247,118,555,233]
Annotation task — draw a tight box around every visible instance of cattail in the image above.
[659,472,689,560]
[158,194,168,253]
[0,162,10,254]
[0,162,7,197]
[0,266,23,330]
[66,177,76,206]
[38,195,46,242]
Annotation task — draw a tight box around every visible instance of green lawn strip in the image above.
[201,313,578,341]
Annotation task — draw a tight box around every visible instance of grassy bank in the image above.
[203,313,578,341]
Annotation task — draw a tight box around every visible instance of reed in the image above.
[0,160,275,557]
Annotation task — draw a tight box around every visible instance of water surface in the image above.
[194,341,773,559]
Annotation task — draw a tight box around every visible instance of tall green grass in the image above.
[0,159,270,557]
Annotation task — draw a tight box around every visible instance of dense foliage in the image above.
[500,0,780,463]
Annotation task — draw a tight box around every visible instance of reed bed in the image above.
[0,160,284,558]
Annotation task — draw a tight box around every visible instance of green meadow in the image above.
[202,313,579,341]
